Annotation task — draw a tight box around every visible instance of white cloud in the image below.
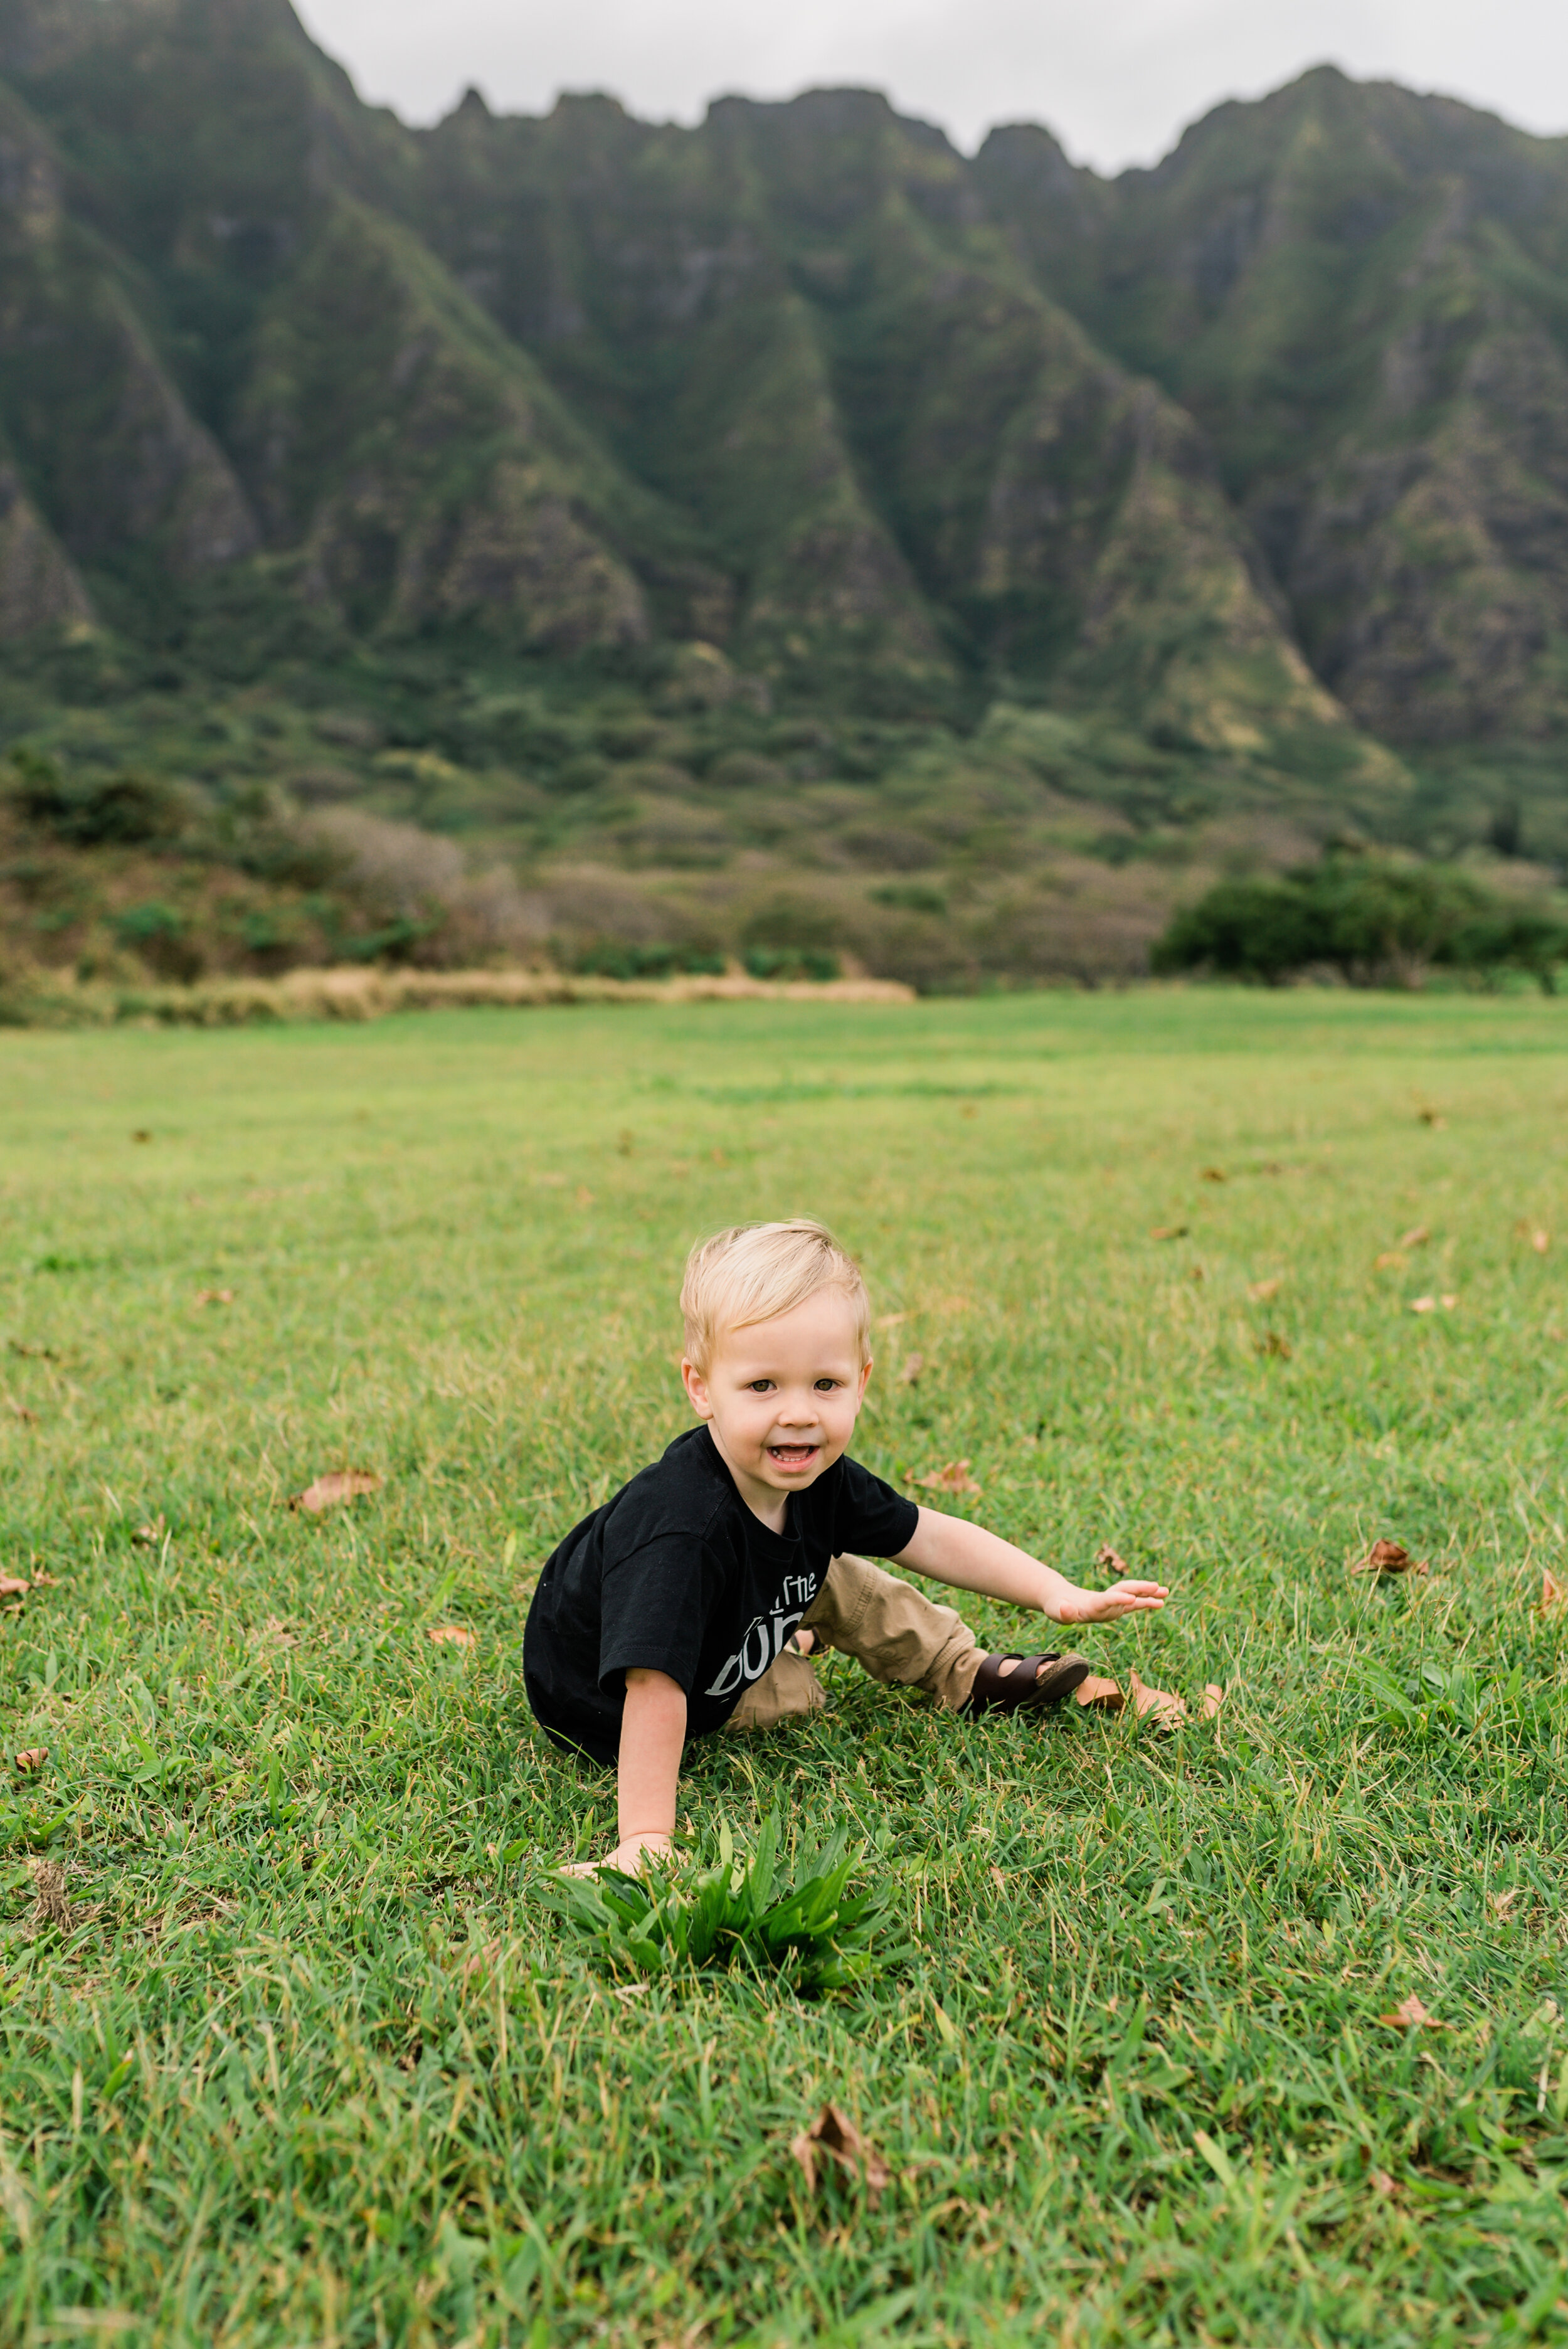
[295,0,1568,170]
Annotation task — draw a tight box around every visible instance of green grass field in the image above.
[3,990,1567,2346]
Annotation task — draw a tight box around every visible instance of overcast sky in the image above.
[294,0,1568,172]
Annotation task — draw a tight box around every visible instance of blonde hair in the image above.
[680,1219,871,1372]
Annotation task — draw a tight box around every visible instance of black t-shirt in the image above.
[523,1425,920,1764]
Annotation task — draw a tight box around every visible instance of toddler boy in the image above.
[524,1219,1168,1874]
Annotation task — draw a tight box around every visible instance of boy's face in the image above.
[682,1290,871,1517]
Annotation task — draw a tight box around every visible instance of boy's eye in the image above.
[814,1378,840,1391]
[747,1379,775,1392]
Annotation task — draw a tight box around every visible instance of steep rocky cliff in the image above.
[0,0,1562,792]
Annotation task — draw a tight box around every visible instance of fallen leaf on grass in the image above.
[14,1747,48,1771]
[1377,1995,1444,2030]
[1540,1568,1565,1615]
[898,1354,924,1386]
[1374,1250,1407,1271]
[1248,1278,1283,1302]
[4,1396,37,1423]
[1351,1539,1429,1577]
[1150,1224,1189,1242]
[28,1859,73,1931]
[1074,1675,1126,1714]
[428,1625,477,1651]
[132,1517,165,1547]
[1200,1167,1226,1183]
[252,1617,298,1650]
[1410,1294,1457,1313]
[790,2104,890,2205]
[1128,1669,1187,1727]
[1257,1330,1292,1359]
[1532,1229,1550,1255]
[194,1288,233,1308]
[916,1458,982,1497]
[132,1128,152,1143]
[1397,1224,1431,1249]
[1201,1684,1225,1719]
[290,1471,382,1514]
[1488,1890,1520,1921]
[0,1574,30,1601]
[1417,1108,1446,1129]
[31,1569,56,1587]
[1370,2169,1398,2198]
[462,1941,501,1983]
[1095,1544,1128,1574]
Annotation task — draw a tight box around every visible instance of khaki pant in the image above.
[726,1552,982,1731]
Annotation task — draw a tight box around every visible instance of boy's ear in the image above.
[857,1355,873,1403]
[681,1356,714,1418]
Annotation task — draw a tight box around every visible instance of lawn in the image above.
[2,988,1566,2346]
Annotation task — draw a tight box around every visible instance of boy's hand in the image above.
[1056,1578,1168,1624]
[563,1832,674,1880]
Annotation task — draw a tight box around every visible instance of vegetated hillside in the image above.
[0,0,1562,991]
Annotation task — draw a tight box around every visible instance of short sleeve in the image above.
[598,1535,723,1697]
[829,1456,920,1560]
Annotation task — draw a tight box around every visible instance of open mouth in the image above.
[766,1443,820,1470]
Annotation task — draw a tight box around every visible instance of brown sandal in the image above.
[963,1651,1092,1719]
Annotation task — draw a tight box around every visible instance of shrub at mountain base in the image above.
[1154,859,1568,989]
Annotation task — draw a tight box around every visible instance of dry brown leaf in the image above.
[1374,1250,1407,1271]
[1417,1108,1446,1128]
[291,1470,382,1514]
[1095,1543,1128,1574]
[1409,1295,1438,1313]
[1377,1994,1444,2030]
[916,1458,982,1497]
[1074,1674,1126,1713]
[1248,1277,1283,1302]
[5,1396,37,1423]
[1440,1293,1458,1310]
[31,1569,57,1587]
[1540,1567,1565,1615]
[132,1517,165,1547]
[1370,2169,1398,2197]
[132,1128,152,1143]
[14,1747,48,1771]
[1128,1669,1187,1728]
[1201,1684,1225,1719]
[1488,1889,1520,1921]
[253,1616,298,1650]
[194,1288,234,1308]
[1532,1229,1550,1254]
[1351,1539,1428,1577]
[0,1574,30,1601]
[1150,1224,1189,1241]
[1200,1167,1227,1183]
[990,1865,1007,1896]
[1258,1330,1292,1359]
[789,2104,890,2205]
[28,1859,73,1931]
[428,1625,477,1651]
[1397,1224,1431,1249]
[898,1354,925,1386]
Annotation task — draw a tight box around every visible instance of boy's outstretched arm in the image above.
[895,1507,1168,1622]
[564,1667,686,1876]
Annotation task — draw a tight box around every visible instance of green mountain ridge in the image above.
[0,1,1564,990]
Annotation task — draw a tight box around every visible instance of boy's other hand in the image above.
[563,1832,674,1879]
[1057,1579,1169,1624]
